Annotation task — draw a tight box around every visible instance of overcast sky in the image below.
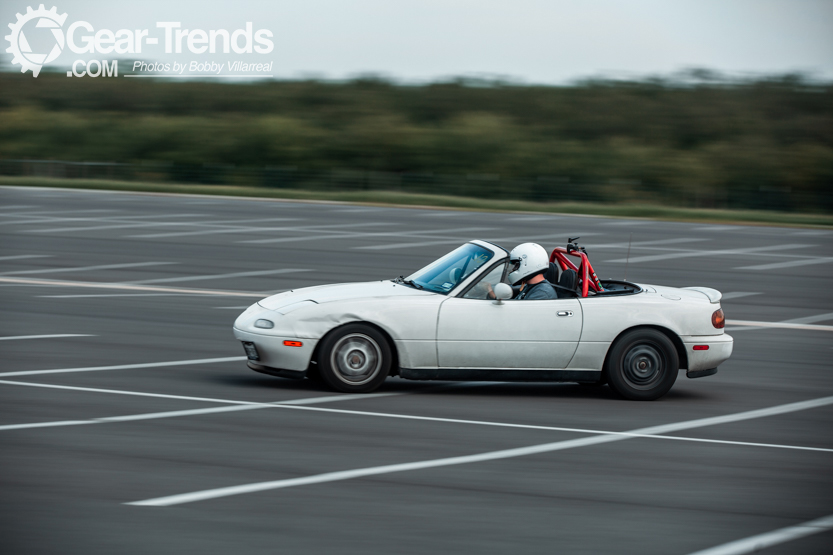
[3,0,832,82]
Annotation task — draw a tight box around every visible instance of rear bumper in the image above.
[681,333,733,373]
[232,327,318,372]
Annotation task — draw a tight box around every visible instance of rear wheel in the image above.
[605,329,679,401]
[317,324,391,393]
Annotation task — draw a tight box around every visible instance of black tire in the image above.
[317,324,392,393]
[605,329,679,401]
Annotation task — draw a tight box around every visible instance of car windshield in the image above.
[404,243,494,294]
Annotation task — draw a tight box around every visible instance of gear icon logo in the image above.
[5,4,67,77]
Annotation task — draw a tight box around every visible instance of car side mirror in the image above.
[493,283,513,304]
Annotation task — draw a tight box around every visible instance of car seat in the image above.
[557,269,578,298]
[543,262,560,285]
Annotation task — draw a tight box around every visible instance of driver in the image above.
[507,243,557,300]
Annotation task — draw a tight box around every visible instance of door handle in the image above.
[557,310,573,317]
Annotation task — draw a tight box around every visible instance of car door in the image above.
[435,264,583,369]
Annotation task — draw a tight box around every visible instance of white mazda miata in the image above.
[233,239,733,400]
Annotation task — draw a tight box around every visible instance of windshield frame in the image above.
[403,240,508,296]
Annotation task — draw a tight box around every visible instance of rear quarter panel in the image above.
[568,286,723,371]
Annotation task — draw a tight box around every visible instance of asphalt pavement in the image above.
[1,186,832,555]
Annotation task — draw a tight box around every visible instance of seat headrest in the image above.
[543,262,560,285]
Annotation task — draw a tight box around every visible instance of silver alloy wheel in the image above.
[329,333,383,386]
[622,343,664,390]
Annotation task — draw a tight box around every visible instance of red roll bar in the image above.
[549,247,604,298]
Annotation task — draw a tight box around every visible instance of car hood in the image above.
[258,280,433,311]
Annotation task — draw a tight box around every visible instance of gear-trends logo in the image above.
[5,4,67,77]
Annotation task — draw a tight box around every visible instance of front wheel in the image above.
[317,324,391,393]
[605,329,679,401]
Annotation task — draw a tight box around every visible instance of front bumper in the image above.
[681,333,733,375]
[233,327,318,372]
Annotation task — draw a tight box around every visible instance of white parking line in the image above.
[735,257,833,270]
[783,312,833,325]
[0,205,35,211]
[128,268,310,285]
[26,215,210,233]
[2,380,830,457]
[0,334,95,341]
[0,261,176,276]
[601,220,649,226]
[0,209,115,218]
[586,238,705,250]
[0,392,403,432]
[243,226,494,245]
[720,292,761,300]
[0,356,246,377]
[726,320,833,332]
[134,221,389,240]
[606,244,813,264]
[255,404,833,453]
[39,293,195,298]
[356,232,597,252]
[358,238,481,250]
[0,276,266,297]
[0,255,52,261]
[687,513,833,555]
[126,394,833,506]
[691,225,741,232]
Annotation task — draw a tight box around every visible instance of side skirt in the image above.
[247,361,306,380]
[400,368,602,383]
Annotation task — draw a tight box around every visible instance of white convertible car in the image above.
[233,239,733,400]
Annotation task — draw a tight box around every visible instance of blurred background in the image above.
[1,0,832,215]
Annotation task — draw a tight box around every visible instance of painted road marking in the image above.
[720,292,761,300]
[4,382,831,457]
[606,244,813,264]
[356,231,599,251]
[691,225,741,232]
[586,238,705,250]
[726,319,833,332]
[0,255,52,262]
[0,261,176,276]
[26,215,208,233]
[0,276,266,298]
[39,293,196,298]
[0,356,246,377]
[243,226,494,245]
[28,216,298,234]
[784,312,833,325]
[601,220,649,226]
[0,392,403,432]
[0,334,95,341]
[687,513,833,555]
[126,395,833,506]
[128,268,310,285]
[133,221,390,240]
[736,257,833,270]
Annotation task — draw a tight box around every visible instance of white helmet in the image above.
[508,243,550,285]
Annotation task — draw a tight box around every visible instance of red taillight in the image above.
[712,308,725,329]
[693,345,709,351]
[283,340,303,347]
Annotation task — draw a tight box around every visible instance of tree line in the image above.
[0,72,830,212]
